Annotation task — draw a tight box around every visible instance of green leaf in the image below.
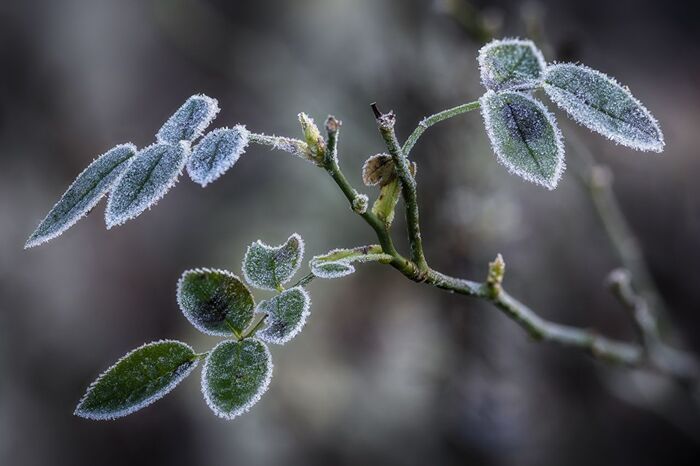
[74,340,197,420]
[257,287,311,345]
[372,177,401,226]
[25,144,137,248]
[243,233,304,290]
[310,245,392,279]
[478,38,545,91]
[201,339,272,420]
[543,63,664,152]
[105,141,190,228]
[177,268,255,335]
[480,90,564,190]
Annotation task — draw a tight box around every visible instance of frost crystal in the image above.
[201,339,272,420]
[156,94,220,144]
[478,38,546,91]
[480,90,565,190]
[25,144,137,248]
[543,63,664,152]
[105,141,190,228]
[242,233,304,290]
[177,268,255,336]
[74,340,198,420]
[310,245,392,279]
[187,126,250,187]
[256,287,311,345]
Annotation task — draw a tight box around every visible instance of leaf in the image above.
[74,340,198,420]
[105,141,190,228]
[156,94,220,144]
[177,268,255,336]
[187,125,250,187]
[256,287,311,345]
[310,245,392,279]
[201,339,272,420]
[480,90,565,190]
[372,177,401,226]
[543,63,664,152]
[478,38,546,91]
[362,153,395,186]
[25,144,137,248]
[242,233,304,291]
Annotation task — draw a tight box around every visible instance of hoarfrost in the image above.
[105,141,190,228]
[543,63,664,152]
[156,94,220,144]
[177,268,255,336]
[187,125,250,187]
[480,90,565,190]
[478,38,546,91]
[74,340,198,420]
[25,143,137,248]
[200,339,273,420]
[256,287,311,345]
[242,233,304,290]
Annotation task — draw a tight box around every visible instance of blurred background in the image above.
[1,0,700,464]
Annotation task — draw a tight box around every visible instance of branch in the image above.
[372,104,429,273]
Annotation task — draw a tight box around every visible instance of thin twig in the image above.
[402,100,481,156]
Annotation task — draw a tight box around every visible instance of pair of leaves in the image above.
[310,245,392,279]
[26,95,251,246]
[477,38,664,189]
[75,339,273,422]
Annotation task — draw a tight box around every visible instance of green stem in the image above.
[374,105,429,273]
[402,100,481,156]
[241,313,268,340]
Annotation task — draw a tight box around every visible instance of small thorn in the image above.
[370,102,382,119]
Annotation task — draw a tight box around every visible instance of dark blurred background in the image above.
[2,0,700,465]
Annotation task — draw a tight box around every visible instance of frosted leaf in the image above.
[187,126,250,187]
[201,339,272,420]
[25,144,136,248]
[310,245,392,279]
[105,141,190,228]
[74,340,197,420]
[362,153,395,186]
[543,63,664,152]
[156,94,220,144]
[177,268,255,336]
[478,38,546,91]
[242,233,304,290]
[256,287,310,345]
[480,90,565,190]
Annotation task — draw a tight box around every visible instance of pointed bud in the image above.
[298,113,326,164]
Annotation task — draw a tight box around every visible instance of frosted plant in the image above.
[76,234,310,420]
[187,126,250,187]
[29,39,697,423]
